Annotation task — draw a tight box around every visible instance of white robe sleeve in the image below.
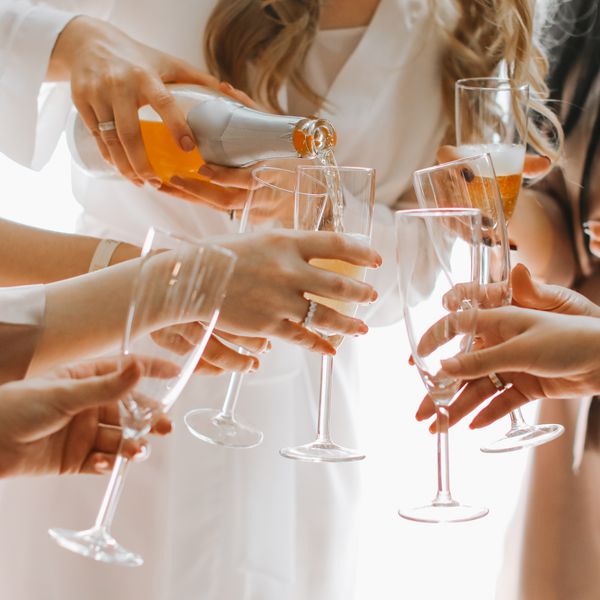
[0,284,45,382]
[0,1,80,168]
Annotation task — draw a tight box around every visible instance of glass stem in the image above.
[434,404,453,505]
[509,408,527,429]
[316,354,334,444]
[219,346,249,419]
[94,450,131,533]
[220,372,245,419]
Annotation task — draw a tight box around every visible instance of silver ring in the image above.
[302,300,318,328]
[97,120,117,132]
[488,372,508,392]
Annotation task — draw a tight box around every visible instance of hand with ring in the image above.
[414,264,600,430]
[212,230,381,355]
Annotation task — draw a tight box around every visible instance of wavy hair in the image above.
[204,0,562,160]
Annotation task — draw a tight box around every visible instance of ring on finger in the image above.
[98,120,117,132]
[302,300,318,329]
[488,372,510,393]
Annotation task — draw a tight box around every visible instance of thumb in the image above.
[511,263,598,316]
[56,361,142,415]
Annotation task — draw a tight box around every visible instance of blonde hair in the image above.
[204,0,562,160]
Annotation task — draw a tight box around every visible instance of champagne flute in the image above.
[49,228,236,566]
[455,78,564,452]
[279,165,375,462]
[395,208,488,523]
[184,165,327,448]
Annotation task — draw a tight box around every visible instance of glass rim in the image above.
[297,165,376,176]
[142,226,237,263]
[455,77,529,93]
[251,166,327,197]
[413,153,496,177]
[394,207,481,219]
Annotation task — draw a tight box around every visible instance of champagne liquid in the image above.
[307,256,367,317]
[319,149,345,233]
[456,143,525,221]
[139,120,207,183]
[465,173,523,221]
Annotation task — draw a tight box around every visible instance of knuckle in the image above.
[152,89,176,110]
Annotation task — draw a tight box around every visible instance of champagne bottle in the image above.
[67,84,337,182]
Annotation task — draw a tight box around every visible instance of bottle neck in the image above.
[293,118,337,158]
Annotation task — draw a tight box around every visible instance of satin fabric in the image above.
[0,1,446,598]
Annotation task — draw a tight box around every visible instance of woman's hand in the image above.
[415,264,600,429]
[0,357,174,478]
[213,230,382,354]
[51,16,219,187]
[151,325,269,375]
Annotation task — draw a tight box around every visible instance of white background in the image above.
[0,141,536,599]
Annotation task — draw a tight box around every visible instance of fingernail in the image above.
[132,178,144,188]
[415,411,423,421]
[198,164,215,179]
[370,290,378,303]
[170,176,185,187]
[148,177,162,189]
[428,423,436,434]
[358,323,368,334]
[221,81,234,92]
[180,135,196,152]
[469,420,479,429]
[96,460,109,471]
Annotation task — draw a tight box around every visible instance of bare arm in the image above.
[0,218,139,285]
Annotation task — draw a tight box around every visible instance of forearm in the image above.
[509,188,576,286]
[0,219,139,285]
[28,250,208,375]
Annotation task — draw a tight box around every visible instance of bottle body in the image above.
[67,84,336,182]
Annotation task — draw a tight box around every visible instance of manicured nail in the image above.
[198,164,215,179]
[180,135,196,152]
[96,460,109,471]
[132,178,144,188]
[148,178,162,189]
[358,323,368,334]
[370,290,378,303]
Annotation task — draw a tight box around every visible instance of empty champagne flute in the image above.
[455,78,564,452]
[184,165,326,448]
[279,165,375,462]
[49,228,236,566]
[395,208,488,523]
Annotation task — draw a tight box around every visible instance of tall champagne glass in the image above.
[184,166,327,448]
[455,78,564,452]
[395,208,488,523]
[279,165,375,462]
[49,228,236,566]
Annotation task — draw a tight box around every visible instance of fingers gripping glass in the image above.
[49,228,236,566]
[184,166,326,449]
[453,82,566,453]
[396,208,488,523]
[279,165,375,463]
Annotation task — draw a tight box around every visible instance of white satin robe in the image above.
[0,1,446,598]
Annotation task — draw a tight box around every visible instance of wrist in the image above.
[50,15,106,80]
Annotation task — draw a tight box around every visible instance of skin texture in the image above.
[0,357,174,478]
[415,264,600,431]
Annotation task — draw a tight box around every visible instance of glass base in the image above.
[184,409,263,449]
[398,501,489,524]
[48,526,143,567]
[480,423,565,454]
[279,441,365,463]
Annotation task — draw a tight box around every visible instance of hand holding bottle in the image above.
[51,15,220,187]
